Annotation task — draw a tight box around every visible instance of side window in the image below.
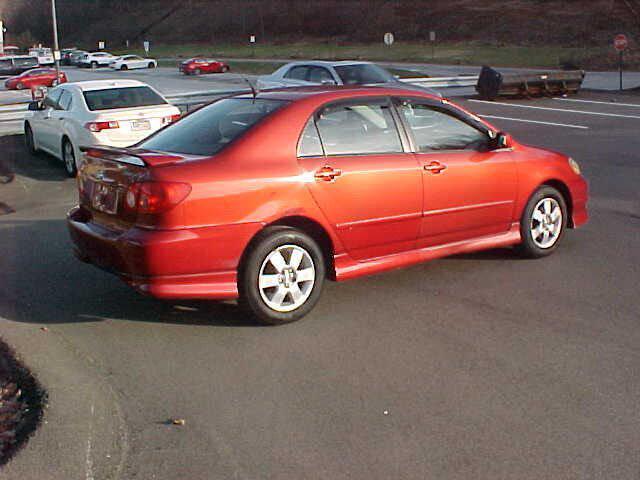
[44,88,63,109]
[58,90,73,111]
[284,66,309,81]
[308,67,334,84]
[297,117,324,157]
[315,101,403,156]
[398,102,488,152]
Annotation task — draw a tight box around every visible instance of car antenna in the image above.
[243,77,259,102]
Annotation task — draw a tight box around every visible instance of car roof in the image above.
[64,79,148,92]
[234,85,440,102]
[280,60,375,69]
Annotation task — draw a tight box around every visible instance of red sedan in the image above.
[179,58,229,75]
[67,86,588,324]
[4,68,67,90]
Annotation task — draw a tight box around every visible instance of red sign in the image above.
[614,34,628,51]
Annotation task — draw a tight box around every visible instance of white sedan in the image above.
[24,79,181,176]
[110,55,157,71]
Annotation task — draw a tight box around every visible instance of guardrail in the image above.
[0,75,480,125]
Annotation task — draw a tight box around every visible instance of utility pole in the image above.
[51,0,61,77]
[0,20,5,56]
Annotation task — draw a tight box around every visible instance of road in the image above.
[0,91,639,479]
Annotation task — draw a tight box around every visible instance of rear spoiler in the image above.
[80,146,187,167]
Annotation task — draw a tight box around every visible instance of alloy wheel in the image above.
[530,198,562,249]
[258,244,316,312]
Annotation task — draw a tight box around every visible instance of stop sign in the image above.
[614,34,628,51]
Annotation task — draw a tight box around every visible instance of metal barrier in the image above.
[476,66,585,100]
[0,75,482,124]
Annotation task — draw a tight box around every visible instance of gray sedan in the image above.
[257,61,440,96]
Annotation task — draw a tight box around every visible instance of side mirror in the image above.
[495,132,513,149]
[28,101,44,111]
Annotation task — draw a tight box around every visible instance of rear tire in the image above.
[120,64,128,71]
[148,62,155,69]
[221,65,229,73]
[239,227,326,325]
[16,82,24,90]
[194,68,201,75]
[62,138,77,177]
[91,61,98,69]
[516,186,567,258]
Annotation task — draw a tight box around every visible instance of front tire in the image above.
[62,138,77,177]
[148,62,155,69]
[221,65,229,73]
[194,68,201,75]
[120,64,128,71]
[516,186,567,258]
[25,123,37,154]
[16,82,24,90]
[239,227,326,325]
[91,61,98,69]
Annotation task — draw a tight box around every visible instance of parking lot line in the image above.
[480,115,589,129]
[552,98,640,108]
[469,99,640,119]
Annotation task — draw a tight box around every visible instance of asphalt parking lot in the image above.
[0,90,639,479]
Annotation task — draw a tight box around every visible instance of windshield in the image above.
[334,64,394,85]
[139,98,288,156]
[83,86,167,111]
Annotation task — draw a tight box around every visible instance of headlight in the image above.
[568,157,581,175]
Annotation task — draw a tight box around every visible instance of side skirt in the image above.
[334,223,521,281]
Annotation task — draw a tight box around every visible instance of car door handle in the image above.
[423,161,447,174]
[314,166,342,181]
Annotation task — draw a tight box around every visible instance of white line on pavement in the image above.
[480,115,589,130]
[469,99,640,119]
[552,98,640,108]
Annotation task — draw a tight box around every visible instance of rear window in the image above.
[139,98,287,156]
[82,86,167,111]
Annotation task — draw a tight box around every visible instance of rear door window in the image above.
[82,86,167,111]
[315,100,403,155]
[297,117,324,157]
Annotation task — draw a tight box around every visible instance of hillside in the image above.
[3,0,639,69]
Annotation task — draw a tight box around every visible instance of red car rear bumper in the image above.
[67,206,263,300]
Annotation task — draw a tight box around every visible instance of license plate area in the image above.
[131,120,150,131]
[91,182,119,214]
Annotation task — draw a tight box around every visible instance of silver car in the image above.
[257,61,439,96]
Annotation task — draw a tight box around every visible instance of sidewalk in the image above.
[0,320,128,480]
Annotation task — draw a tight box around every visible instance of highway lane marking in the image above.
[480,115,589,129]
[553,98,640,108]
[469,99,640,119]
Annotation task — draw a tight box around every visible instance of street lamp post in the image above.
[51,0,60,77]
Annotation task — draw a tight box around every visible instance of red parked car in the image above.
[179,58,229,75]
[4,68,67,90]
[67,86,588,324]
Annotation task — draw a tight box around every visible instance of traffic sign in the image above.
[614,34,628,51]
[143,41,150,53]
[98,41,105,50]
[250,35,256,44]
[384,32,394,46]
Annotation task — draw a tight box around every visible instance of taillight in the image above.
[162,114,181,125]
[85,121,119,133]
[124,181,191,214]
